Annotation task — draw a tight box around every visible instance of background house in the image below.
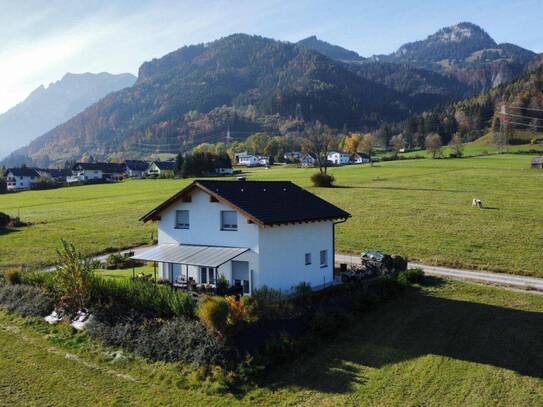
[531,157,543,169]
[327,151,350,165]
[300,153,316,167]
[147,161,176,177]
[134,180,350,294]
[125,160,149,177]
[5,167,39,191]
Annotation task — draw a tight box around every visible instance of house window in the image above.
[200,268,207,284]
[175,210,189,229]
[320,250,328,267]
[305,253,312,265]
[221,210,237,231]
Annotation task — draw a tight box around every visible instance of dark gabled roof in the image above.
[151,161,176,170]
[140,180,350,225]
[73,162,125,173]
[7,167,40,177]
[37,168,72,178]
[125,160,149,171]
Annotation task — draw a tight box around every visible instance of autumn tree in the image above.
[425,133,443,158]
[390,134,405,156]
[343,133,363,154]
[359,133,378,166]
[302,122,334,175]
[449,133,464,157]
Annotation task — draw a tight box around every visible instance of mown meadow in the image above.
[1,153,542,276]
[1,279,542,405]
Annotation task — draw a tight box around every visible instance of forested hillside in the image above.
[13,34,462,165]
[401,66,543,147]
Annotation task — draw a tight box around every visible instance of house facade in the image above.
[351,154,369,164]
[133,180,350,295]
[125,160,149,177]
[327,152,350,165]
[300,153,316,167]
[5,168,40,191]
[237,154,259,167]
[69,163,125,183]
[531,157,543,169]
[147,161,176,177]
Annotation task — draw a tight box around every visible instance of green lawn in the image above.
[1,279,542,405]
[94,266,155,281]
[1,153,543,276]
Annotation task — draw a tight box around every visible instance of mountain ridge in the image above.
[0,72,136,160]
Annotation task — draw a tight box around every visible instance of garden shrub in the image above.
[308,311,348,339]
[225,296,257,326]
[310,172,335,187]
[197,296,230,336]
[3,270,21,285]
[249,286,292,320]
[87,317,229,368]
[0,212,10,228]
[398,268,424,285]
[0,285,55,317]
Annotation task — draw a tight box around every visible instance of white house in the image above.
[300,153,316,167]
[68,162,125,183]
[327,152,351,166]
[284,151,303,162]
[257,155,270,166]
[124,160,149,177]
[237,154,259,167]
[133,180,350,295]
[5,167,40,191]
[147,161,176,177]
[350,154,370,164]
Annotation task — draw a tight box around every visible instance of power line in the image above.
[508,105,543,113]
[502,112,543,122]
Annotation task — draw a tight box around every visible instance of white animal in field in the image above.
[472,198,483,208]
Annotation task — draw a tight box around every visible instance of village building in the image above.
[147,161,176,177]
[124,160,149,177]
[531,157,543,169]
[327,151,351,165]
[5,167,40,191]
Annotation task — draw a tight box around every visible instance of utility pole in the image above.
[226,125,232,145]
[499,102,508,151]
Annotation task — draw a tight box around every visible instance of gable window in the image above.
[320,250,328,267]
[221,210,238,231]
[175,210,189,229]
[305,253,312,265]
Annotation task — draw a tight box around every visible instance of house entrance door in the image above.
[231,261,250,294]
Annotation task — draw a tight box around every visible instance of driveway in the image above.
[335,253,543,293]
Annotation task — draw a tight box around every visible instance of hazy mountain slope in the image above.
[0,72,136,159]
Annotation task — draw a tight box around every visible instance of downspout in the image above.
[333,218,348,274]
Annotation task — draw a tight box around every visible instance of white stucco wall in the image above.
[257,221,334,293]
[155,187,336,294]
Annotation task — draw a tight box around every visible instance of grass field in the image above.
[1,153,543,276]
[1,279,542,405]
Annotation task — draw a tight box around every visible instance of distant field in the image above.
[1,154,543,276]
[1,279,542,405]
[397,130,543,159]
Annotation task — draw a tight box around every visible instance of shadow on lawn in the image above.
[266,284,543,394]
[0,228,19,236]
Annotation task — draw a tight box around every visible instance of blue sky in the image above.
[0,0,541,113]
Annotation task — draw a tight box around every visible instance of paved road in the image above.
[335,253,543,293]
[47,247,543,293]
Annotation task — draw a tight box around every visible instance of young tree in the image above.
[175,153,184,175]
[425,133,443,158]
[359,133,378,166]
[390,134,405,156]
[449,133,464,157]
[302,122,334,175]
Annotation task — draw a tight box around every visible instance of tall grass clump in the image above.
[90,277,196,319]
